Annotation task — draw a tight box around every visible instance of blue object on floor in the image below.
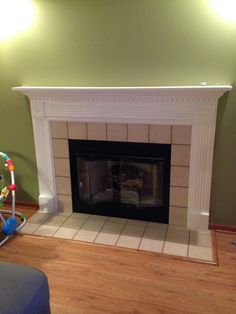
[0,262,51,314]
[2,217,18,235]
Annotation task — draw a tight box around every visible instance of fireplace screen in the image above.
[69,140,170,223]
[78,158,163,207]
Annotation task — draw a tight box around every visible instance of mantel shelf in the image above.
[13,85,232,98]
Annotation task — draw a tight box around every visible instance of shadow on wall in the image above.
[210,88,236,225]
[12,180,37,204]
[215,91,231,133]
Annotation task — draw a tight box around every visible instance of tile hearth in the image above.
[20,212,216,264]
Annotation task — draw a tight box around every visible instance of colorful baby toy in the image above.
[0,152,26,246]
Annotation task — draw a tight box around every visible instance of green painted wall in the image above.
[0,0,236,225]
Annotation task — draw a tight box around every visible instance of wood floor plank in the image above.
[0,224,236,313]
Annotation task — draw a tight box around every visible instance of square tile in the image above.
[62,216,87,229]
[149,125,171,144]
[121,224,146,237]
[170,187,188,207]
[68,122,87,139]
[170,166,189,187]
[54,158,70,177]
[172,126,192,145]
[87,123,106,141]
[188,245,213,261]
[73,229,99,242]
[171,145,191,166]
[19,223,40,234]
[53,227,78,239]
[80,219,105,232]
[57,195,73,214]
[51,121,68,139]
[166,229,189,244]
[116,235,142,249]
[128,124,149,143]
[107,124,127,142]
[43,214,69,227]
[143,226,167,241]
[139,238,164,253]
[146,222,168,231]
[168,224,189,232]
[101,221,124,234]
[28,213,51,224]
[189,232,212,247]
[116,223,145,249]
[52,139,69,158]
[163,241,188,257]
[33,225,59,237]
[56,177,71,195]
[95,232,120,246]
[169,207,187,227]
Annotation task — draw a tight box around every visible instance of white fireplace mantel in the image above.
[13,85,232,231]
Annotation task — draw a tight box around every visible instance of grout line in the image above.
[161,227,168,253]
[32,222,61,237]
[114,220,127,246]
[93,217,109,243]
[37,213,71,237]
[137,221,148,250]
[71,228,81,240]
[66,121,68,139]
[29,213,50,225]
[51,225,62,237]
[54,157,70,160]
[55,175,71,179]
[31,223,41,235]
[171,143,191,147]
[72,215,90,239]
[60,214,73,228]
[186,230,191,257]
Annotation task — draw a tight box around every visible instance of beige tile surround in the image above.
[52,122,191,227]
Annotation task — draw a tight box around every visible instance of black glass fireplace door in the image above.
[69,140,170,223]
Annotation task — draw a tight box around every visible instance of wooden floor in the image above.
[0,209,236,313]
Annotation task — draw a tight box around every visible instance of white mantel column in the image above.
[187,101,218,230]
[31,100,57,213]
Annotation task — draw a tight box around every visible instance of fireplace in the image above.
[69,139,170,223]
[12,85,232,231]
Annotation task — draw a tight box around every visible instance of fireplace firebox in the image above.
[69,140,171,223]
